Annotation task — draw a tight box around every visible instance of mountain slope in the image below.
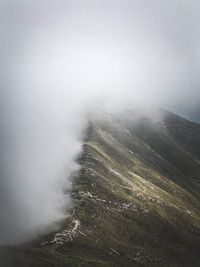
[2,110,200,266]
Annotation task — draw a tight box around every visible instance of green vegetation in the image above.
[2,110,200,266]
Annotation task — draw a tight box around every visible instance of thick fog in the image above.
[0,0,200,245]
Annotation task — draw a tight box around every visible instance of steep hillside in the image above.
[2,110,200,266]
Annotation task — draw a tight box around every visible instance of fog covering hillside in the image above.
[1,109,200,266]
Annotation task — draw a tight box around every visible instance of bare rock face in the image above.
[2,110,200,266]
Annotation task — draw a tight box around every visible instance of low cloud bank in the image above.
[0,0,200,245]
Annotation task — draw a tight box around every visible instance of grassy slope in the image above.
[1,110,200,266]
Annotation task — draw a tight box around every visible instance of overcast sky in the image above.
[1,0,200,114]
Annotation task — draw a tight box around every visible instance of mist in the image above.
[0,0,200,245]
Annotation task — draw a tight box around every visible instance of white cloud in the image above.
[0,0,200,244]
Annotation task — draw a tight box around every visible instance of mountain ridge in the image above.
[1,109,200,266]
